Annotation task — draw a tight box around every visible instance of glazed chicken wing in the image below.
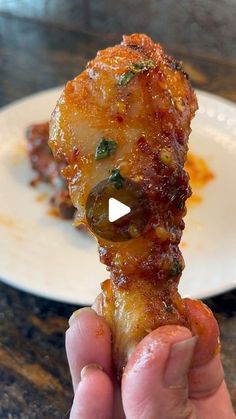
[49,34,217,376]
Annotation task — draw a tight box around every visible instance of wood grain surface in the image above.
[0,11,236,418]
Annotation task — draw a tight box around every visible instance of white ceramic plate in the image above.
[0,87,236,304]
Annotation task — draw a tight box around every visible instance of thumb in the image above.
[122,325,197,419]
[184,298,235,418]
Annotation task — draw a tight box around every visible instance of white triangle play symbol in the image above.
[108,198,131,222]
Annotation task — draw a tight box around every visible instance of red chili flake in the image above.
[116,115,124,123]
[163,131,175,141]
[30,177,40,187]
[176,131,185,145]
[55,148,66,162]
[71,147,80,162]
[137,136,150,153]
[154,110,166,120]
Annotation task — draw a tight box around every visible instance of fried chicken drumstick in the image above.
[49,34,219,376]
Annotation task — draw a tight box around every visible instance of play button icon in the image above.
[108,198,131,222]
[86,175,150,242]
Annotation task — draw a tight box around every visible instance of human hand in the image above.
[66,300,235,419]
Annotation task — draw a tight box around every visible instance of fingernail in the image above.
[68,307,93,327]
[81,363,103,380]
[164,336,198,388]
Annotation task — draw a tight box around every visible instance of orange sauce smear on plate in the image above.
[185,152,214,207]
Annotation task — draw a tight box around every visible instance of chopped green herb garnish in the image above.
[171,59,183,72]
[118,71,136,86]
[95,138,117,160]
[118,60,155,86]
[175,200,185,210]
[160,149,172,165]
[132,60,155,72]
[165,304,173,313]
[109,169,124,189]
[128,223,140,238]
[169,258,182,277]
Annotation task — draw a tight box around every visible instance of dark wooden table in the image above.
[0,12,236,418]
